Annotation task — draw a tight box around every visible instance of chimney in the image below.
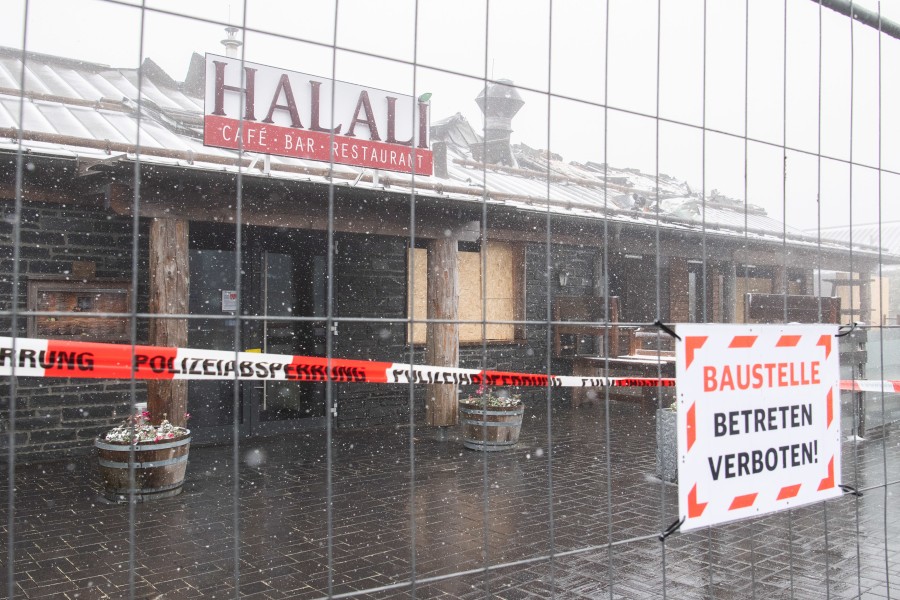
[431,141,448,179]
[221,26,243,58]
[474,79,524,167]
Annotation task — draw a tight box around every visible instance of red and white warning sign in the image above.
[676,324,842,531]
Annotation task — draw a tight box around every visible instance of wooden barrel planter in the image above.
[459,403,524,451]
[95,434,191,502]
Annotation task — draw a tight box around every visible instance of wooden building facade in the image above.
[0,47,887,461]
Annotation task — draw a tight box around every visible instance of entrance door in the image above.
[188,223,328,441]
[187,238,249,442]
[247,228,328,433]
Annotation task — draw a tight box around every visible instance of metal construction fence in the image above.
[2,0,900,598]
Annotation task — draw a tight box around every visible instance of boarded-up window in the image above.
[825,271,888,326]
[408,242,520,344]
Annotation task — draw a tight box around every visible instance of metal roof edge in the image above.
[0,45,113,72]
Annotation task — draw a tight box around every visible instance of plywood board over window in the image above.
[408,242,522,344]
[409,247,428,344]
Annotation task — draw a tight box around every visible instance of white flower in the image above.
[459,387,522,408]
[103,414,189,444]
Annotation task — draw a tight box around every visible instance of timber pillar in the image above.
[723,262,737,323]
[425,236,459,427]
[773,264,787,295]
[668,257,690,323]
[859,271,872,324]
[147,218,189,427]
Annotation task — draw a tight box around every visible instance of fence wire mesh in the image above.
[2,0,900,598]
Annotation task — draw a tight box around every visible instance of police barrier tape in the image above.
[0,337,895,392]
[0,337,675,388]
[839,379,900,393]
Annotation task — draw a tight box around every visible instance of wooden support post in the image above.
[801,270,814,295]
[773,265,787,295]
[592,252,606,353]
[709,263,723,323]
[723,262,737,323]
[668,257,689,323]
[148,218,189,427]
[425,236,459,427]
[859,271,872,324]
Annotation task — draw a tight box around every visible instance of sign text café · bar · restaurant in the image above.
[0,41,888,461]
[203,54,433,175]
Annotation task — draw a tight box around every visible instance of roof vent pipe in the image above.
[474,79,524,167]
[221,26,243,58]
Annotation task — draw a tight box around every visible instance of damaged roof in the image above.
[0,46,886,258]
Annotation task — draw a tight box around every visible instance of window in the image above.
[408,241,522,344]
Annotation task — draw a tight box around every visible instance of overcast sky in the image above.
[3,0,900,231]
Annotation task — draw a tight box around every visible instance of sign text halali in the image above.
[203,54,433,175]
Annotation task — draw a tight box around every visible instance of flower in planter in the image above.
[103,411,190,444]
[459,383,524,451]
[459,383,522,408]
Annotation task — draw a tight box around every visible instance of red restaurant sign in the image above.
[203,54,433,175]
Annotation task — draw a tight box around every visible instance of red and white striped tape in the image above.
[0,336,894,392]
[839,379,900,393]
[0,337,674,388]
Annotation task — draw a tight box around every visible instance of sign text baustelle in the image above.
[203,54,433,175]
[676,324,842,531]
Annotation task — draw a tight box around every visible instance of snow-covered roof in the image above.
[816,222,900,255]
[0,46,889,260]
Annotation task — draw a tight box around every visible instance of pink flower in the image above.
[166,432,175,439]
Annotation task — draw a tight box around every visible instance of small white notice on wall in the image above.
[676,324,842,532]
[221,290,238,312]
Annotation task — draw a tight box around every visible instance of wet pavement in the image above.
[1,399,899,599]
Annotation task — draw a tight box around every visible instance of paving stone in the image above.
[0,401,898,598]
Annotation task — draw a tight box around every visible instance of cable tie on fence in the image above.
[658,516,685,542]
[653,320,681,341]
[839,484,863,497]
[836,322,858,338]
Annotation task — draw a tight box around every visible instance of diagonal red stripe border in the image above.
[776,335,801,347]
[685,336,708,370]
[777,484,801,500]
[687,402,696,452]
[729,493,758,510]
[729,335,757,348]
